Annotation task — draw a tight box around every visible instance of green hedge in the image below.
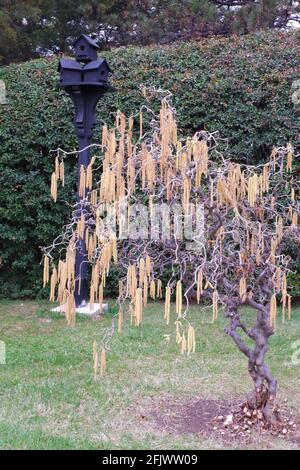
[0,30,299,298]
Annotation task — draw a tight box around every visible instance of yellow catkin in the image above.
[286,143,293,172]
[102,124,108,148]
[93,350,99,381]
[210,178,214,206]
[100,348,106,377]
[77,213,85,239]
[79,165,86,197]
[134,287,143,326]
[49,266,57,301]
[212,290,218,321]
[89,283,95,311]
[197,270,203,304]
[291,187,295,203]
[157,279,162,298]
[292,211,298,227]
[55,156,60,179]
[282,288,287,323]
[180,333,187,354]
[119,280,124,298]
[112,239,118,264]
[93,341,97,360]
[50,172,57,202]
[143,275,148,305]
[43,255,49,287]
[91,189,97,206]
[239,277,247,301]
[98,282,103,314]
[270,294,277,328]
[86,162,93,190]
[150,279,156,299]
[66,292,76,326]
[164,286,171,325]
[175,320,182,344]
[118,308,123,334]
[187,324,196,355]
[59,161,65,187]
[276,267,281,291]
[247,173,258,207]
[176,281,182,317]
[271,196,275,211]
[146,255,152,278]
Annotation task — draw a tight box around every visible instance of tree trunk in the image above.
[224,300,280,424]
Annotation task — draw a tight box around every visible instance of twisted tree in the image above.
[43,88,300,424]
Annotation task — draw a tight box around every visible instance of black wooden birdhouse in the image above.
[73,34,99,63]
[83,59,110,85]
[58,59,82,86]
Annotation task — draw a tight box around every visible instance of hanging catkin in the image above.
[57,161,64,187]
[292,211,298,227]
[100,348,106,377]
[212,290,218,321]
[89,283,95,311]
[146,255,152,278]
[50,172,57,202]
[79,165,86,197]
[150,279,156,299]
[98,282,103,314]
[66,292,76,326]
[197,270,203,304]
[175,320,182,344]
[239,277,247,301]
[247,173,258,207]
[118,307,123,334]
[143,275,148,305]
[286,143,293,172]
[276,267,281,291]
[270,294,277,328]
[180,333,187,355]
[49,266,57,301]
[102,124,108,148]
[93,340,97,361]
[93,349,99,381]
[291,187,295,203]
[187,324,196,354]
[86,161,93,190]
[176,281,182,317]
[43,255,49,287]
[134,287,143,326]
[55,156,60,179]
[157,279,162,298]
[164,286,171,325]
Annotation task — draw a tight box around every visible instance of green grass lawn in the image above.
[0,299,299,450]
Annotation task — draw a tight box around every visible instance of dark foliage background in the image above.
[0,30,299,298]
[1,0,300,65]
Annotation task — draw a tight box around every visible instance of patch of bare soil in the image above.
[145,395,299,446]
[10,303,37,317]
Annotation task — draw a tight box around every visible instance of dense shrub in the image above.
[0,30,299,298]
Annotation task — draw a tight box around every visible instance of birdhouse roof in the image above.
[58,59,82,71]
[83,58,111,72]
[73,34,99,50]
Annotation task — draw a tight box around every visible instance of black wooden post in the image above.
[58,35,111,307]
